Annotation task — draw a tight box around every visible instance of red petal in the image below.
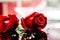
[21,18,27,30]
[25,12,39,19]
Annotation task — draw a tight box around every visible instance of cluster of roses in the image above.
[21,12,47,40]
[0,12,47,40]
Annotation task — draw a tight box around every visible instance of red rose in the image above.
[0,15,19,40]
[0,15,19,32]
[21,12,47,40]
[21,12,47,30]
[4,15,19,32]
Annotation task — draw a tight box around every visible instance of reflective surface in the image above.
[46,20,60,40]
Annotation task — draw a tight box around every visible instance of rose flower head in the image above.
[21,12,47,30]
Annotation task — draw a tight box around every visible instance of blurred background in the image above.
[0,0,60,40]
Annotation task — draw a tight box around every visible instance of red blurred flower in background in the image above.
[0,15,19,40]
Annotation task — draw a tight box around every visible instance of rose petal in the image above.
[21,18,27,30]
